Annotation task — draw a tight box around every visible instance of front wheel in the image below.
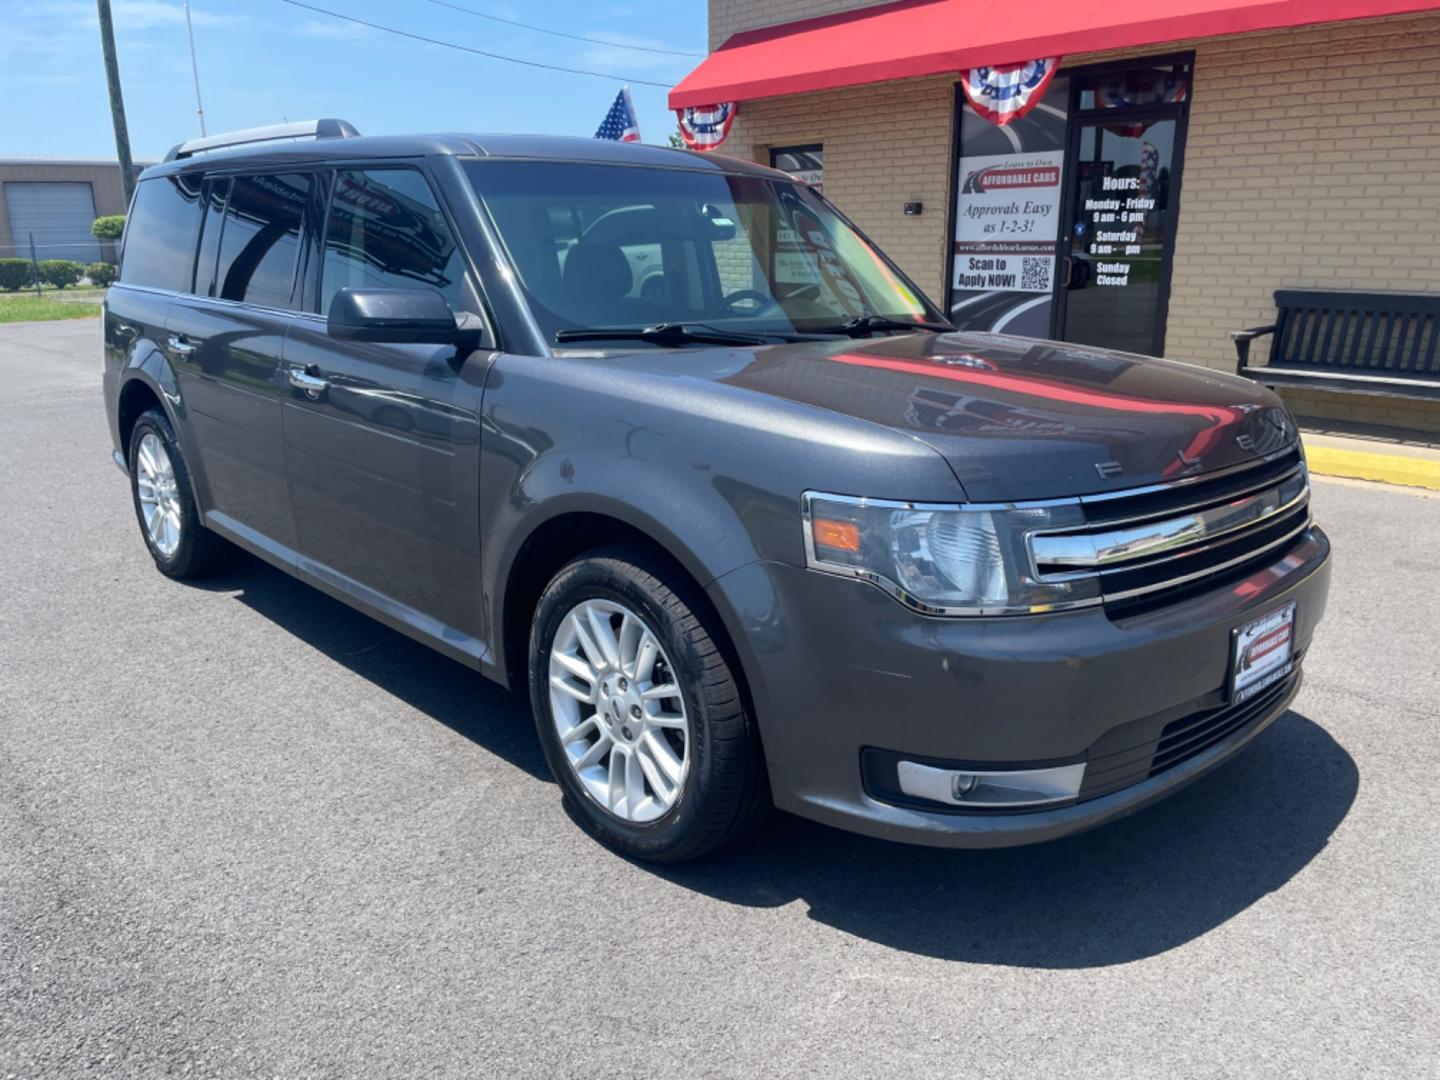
[529,546,769,862]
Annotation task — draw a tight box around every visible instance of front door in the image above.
[1053,58,1191,356]
[280,166,493,658]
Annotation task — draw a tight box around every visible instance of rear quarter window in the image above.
[119,175,203,292]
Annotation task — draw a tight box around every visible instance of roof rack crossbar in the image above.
[164,118,361,162]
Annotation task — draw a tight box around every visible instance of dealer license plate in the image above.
[1231,602,1296,704]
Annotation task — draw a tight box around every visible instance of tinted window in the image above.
[193,177,229,297]
[214,173,311,308]
[320,168,465,314]
[119,174,202,292]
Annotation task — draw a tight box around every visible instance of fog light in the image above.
[897,760,1086,809]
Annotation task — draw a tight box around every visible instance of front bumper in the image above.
[707,525,1331,848]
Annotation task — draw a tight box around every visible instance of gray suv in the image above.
[103,121,1331,862]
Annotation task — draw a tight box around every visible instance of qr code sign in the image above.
[1021,257,1051,292]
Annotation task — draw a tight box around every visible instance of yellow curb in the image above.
[1304,444,1440,492]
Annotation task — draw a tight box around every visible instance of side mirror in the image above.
[327,287,466,344]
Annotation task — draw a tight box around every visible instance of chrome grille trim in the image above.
[1031,466,1309,573]
[1102,516,1312,603]
[1022,452,1312,607]
[1074,462,1306,531]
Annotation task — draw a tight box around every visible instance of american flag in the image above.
[595,87,641,143]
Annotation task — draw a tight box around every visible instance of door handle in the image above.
[166,334,195,357]
[288,365,329,398]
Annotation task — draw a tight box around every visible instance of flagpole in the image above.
[184,0,206,135]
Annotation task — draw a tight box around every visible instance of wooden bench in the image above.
[1232,289,1440,401]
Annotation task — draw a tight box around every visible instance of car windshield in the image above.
[464,160,944,344]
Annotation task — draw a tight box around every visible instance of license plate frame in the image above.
[1230,602,1297,704]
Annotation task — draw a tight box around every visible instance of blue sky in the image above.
[0,0,708,160]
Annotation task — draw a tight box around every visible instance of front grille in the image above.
[1029,448,1311,617]
[1148,671,1295,776]
[1077,661,1301,800]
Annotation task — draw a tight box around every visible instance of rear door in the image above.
[166,171,316,551]
[107,174,205,454]
[281,165,493,655]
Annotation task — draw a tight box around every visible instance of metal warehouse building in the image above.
[0,159,145,265]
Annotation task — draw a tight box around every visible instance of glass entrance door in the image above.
[1053,59,1190,356]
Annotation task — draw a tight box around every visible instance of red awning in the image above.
[670,0,1440,108]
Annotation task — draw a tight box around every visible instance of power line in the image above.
[424,0,703,57]
[276,0,677,87]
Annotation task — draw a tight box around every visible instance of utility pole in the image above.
[183,0,206,136]
[96,0,136,205]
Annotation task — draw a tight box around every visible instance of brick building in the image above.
[672,1,1440,432]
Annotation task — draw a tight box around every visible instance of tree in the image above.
[668,129,685,149]
[92,215,126,241]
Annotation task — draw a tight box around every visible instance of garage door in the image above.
[5,182,102,263]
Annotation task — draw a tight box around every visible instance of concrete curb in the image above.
[1304,443,1440,492]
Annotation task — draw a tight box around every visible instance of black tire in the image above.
[529,545,770,863]
[127,408,228,579]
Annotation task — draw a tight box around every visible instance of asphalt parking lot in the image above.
[3,319,1438,1078]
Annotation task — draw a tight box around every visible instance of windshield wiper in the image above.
[554,322,773,347]
[812,314,955,338]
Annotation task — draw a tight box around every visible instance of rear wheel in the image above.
[127,408,227,579]
[529,546,769,862]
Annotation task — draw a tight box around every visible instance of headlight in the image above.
[802,492,1102,616]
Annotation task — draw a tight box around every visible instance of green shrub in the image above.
[38,259,84,289]
[0,259,34,291]
[92,215,126,241]
[87,261,118,288]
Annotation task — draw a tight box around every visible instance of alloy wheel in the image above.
[547,598,690,822]
[136,431,182,558]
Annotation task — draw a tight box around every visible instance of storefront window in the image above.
[1077,61,1191,112]
[949,54,1192,357]
[769,145,823,194]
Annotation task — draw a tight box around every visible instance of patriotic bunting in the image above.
[959,59,1060,126]
[675,103,737,151]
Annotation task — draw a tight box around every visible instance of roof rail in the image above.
[164,118,361,162]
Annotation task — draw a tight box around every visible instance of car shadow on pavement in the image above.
[658,709,1357,968]
[200,551,550,781]
[202,552,1357,969]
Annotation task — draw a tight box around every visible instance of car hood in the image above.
[700,331,1297,502]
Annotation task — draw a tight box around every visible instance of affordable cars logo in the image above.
[961,164,1061,194]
